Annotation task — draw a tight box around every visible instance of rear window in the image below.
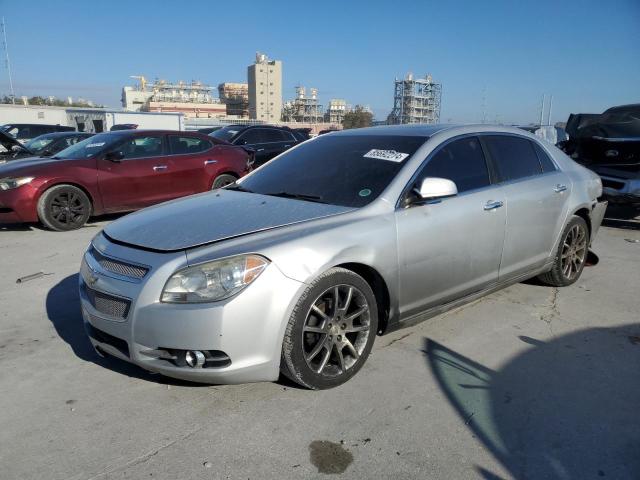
[168,135,212,154]
[483,135,542,182]
[210,127,242,143]
[240,135,427,208]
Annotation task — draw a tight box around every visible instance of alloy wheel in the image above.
[50,191,87,227]
[561,224,587,280]
[302,284,371,377]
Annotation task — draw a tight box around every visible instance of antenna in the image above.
[1,17,15,104]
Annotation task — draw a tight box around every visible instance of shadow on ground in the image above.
[425,327,640,479]
[603,204,640,231]
[46,273,207,386]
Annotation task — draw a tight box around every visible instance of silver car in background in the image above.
[79,124,607,389]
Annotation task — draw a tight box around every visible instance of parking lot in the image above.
[1,207,639,480]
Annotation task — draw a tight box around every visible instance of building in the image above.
[388,73,442,125]
[247,52,283,122]
[325,99,347,124]
[283,86,323,123]
[122,76,226,118]
[218,82,249,117]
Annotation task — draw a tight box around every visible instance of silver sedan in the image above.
[79,124,607,389]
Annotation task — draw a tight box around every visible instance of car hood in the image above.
[103,190,355,252]
[0,155,59,174]
[0,129,34,155]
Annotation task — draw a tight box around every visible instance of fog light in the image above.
[185,350,205,368]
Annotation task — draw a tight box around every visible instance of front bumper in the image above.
[0,184,39,223]
[80,234,305,384]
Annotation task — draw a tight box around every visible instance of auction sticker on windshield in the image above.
[363,149,409,162]
[86,142,106,148]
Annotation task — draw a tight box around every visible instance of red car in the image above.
[0,130,251,231]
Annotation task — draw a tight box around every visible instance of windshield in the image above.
[238,134,427,208]
[25,136,55,153]
[53,133,120,159]
[210,126,242,143]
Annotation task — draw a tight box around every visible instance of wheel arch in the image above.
[37,181,95,214]
[571,206,592,238]
[334,262,391,335]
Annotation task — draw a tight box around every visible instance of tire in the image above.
[37,184,92,231]
[211,174,237,190]
[281,267,378,390]
[538,216,589,287]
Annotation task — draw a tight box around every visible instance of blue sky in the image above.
[0,0,638,124]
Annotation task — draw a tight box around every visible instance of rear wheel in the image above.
[37,184,91,231]
[211,174,237,190]
[538,216,589,286]
[281,268,378,390]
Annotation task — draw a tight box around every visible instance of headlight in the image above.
[0,176,35,191]
[161,254,269,303]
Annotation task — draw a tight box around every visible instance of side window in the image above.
[168,135,212,155]
[483,135,542,182]
[531,141,557,173]
[263,129,286,143]
[118,136,164,159]
[419,136,490,193]
[236,129,264,145]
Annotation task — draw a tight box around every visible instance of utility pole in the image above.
[1,17,15,104]
[547,95,553,126]
[539,94,545,126]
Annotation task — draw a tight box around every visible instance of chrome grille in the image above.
[89,246,148,279]
[82,283,131,319]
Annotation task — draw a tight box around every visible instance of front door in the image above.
[97,134,172,212]
[396,136,506,318]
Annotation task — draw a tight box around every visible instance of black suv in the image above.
[210,125,306,166]
[1,123,75,143]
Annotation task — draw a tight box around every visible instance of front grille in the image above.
[85,323,130,358]
[82,283,131,319]
[89,246,148,279]
[601,178,626,190]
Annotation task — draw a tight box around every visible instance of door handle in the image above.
[153,165,167,171]
[204,159,218,165]
[484,200,504,211]
[554,184,567,193]
[284,145,291,148]
[256,148,265,152]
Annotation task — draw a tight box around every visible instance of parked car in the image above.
[559,104,640,205]
[1,123,75,143]
[209,124,303,166]
[197,126,223,135]
[79,124,606,389]
[110,124,138,131]
[0,131,93,163]
[0,130,252,231]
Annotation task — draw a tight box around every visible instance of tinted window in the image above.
[236,129,264,145]
[419,137,490,192]
[263,129,286,142]
[484,135,542,181]
[531,141,557,172]
[25,136,55,153]
[210,126,242,143]
[119,136,164,159]
[53,133,120,159]
[239,135,426,208]
[168,135,212,154]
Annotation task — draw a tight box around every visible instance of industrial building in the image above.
[218,83,249,117]
[325,99,348,124]
[247,53,283,121]
[283,86,323,123]
[121,76,226,118]
[389,73,442,124]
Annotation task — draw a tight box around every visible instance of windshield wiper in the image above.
[264,191,327,203]
[224,183,253,193]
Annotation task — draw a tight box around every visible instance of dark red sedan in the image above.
[0,130,251,231]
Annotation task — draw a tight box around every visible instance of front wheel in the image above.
[538,216,589,286]
[211,174,237,190]
[37,184,92,231]
[281,268,378,390]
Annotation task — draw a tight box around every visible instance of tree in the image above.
[342,105,373,129]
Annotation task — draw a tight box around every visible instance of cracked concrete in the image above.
[0,218,639,480]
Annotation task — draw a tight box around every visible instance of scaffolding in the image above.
[389,73,442,124]
[218,82,249,117]
[283,86,323,123]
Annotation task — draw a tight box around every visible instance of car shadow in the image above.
[46,274,208,386]
[424,327,640,479]
[602,204,640,231]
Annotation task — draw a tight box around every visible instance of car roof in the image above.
[32,131,92,139]
[332,123,542,138]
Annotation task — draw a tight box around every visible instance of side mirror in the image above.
[406,177,458,207]
[105,150,125,162]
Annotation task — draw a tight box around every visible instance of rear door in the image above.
[166,134,216,196]
[97,134,172,211]
[261,128,294,162]
[234,128,268,166]
[396,136,506,317]
[481,134,572,280]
